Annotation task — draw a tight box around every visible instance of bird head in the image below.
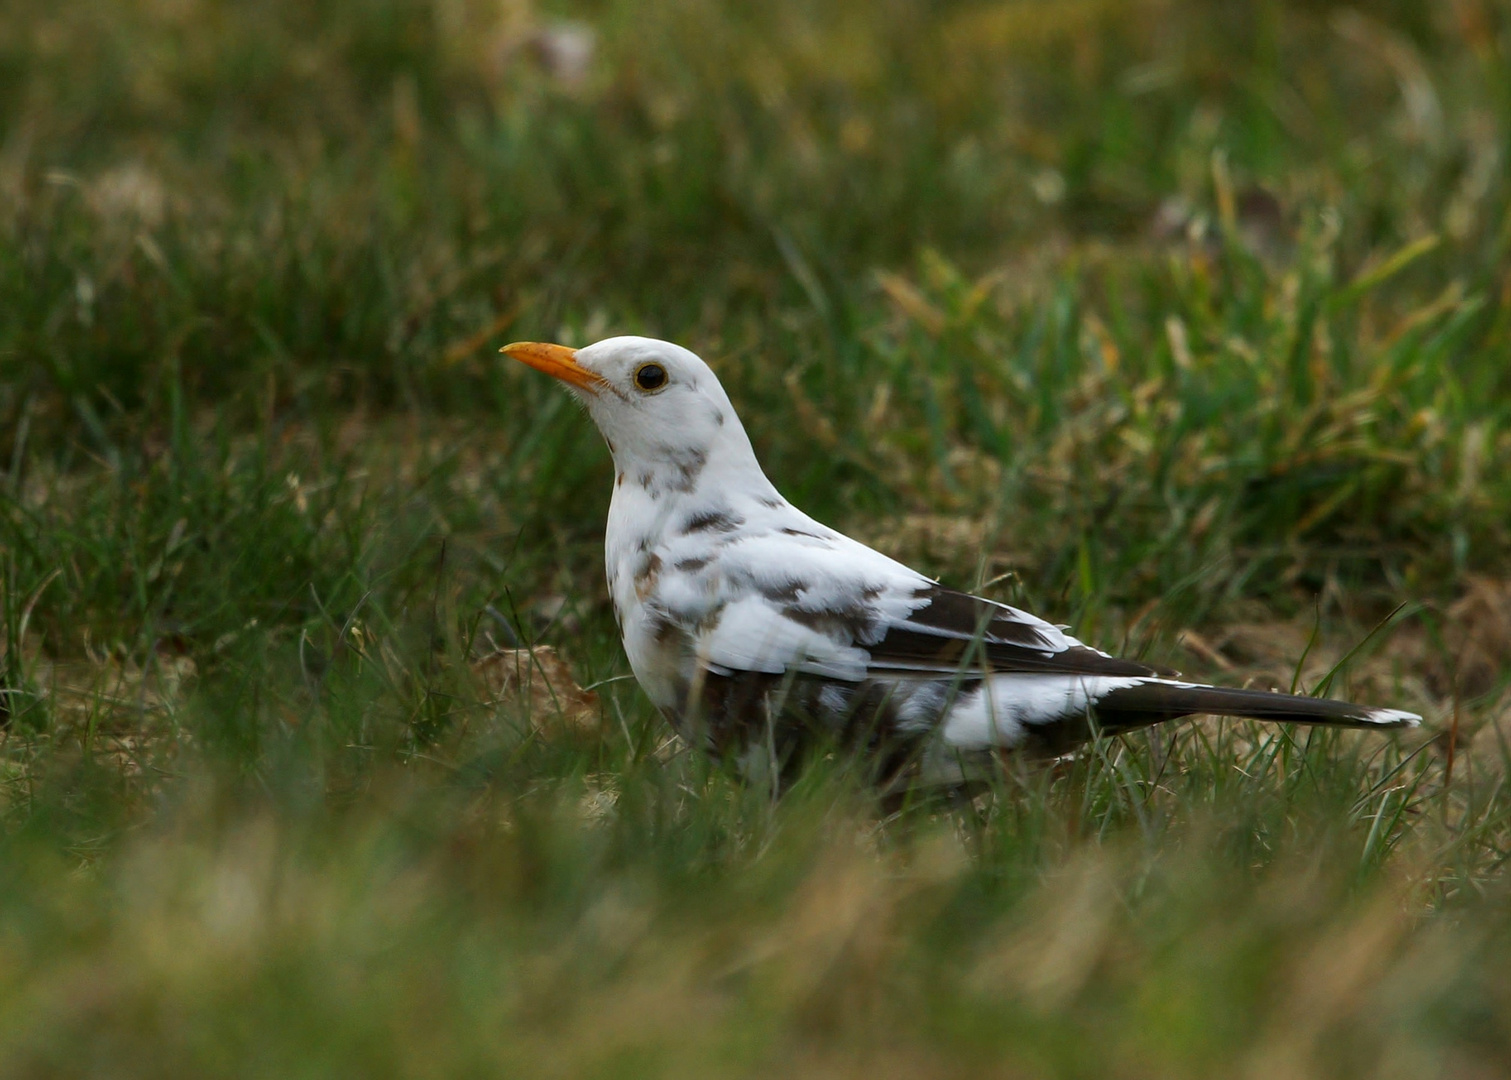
[501,336,757,483]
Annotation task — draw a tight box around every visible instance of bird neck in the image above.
[613,457,774,518]
[603,424,774,505]
[603,440,779,573]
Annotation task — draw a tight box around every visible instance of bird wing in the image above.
[860,584,1169,680]
[677,525,1167,684]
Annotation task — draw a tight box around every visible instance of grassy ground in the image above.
[3,0,1511,1075]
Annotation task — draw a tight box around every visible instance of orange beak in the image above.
[499,341,604,393]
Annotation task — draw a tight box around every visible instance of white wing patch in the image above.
[670,517,936,679]
[697,593,870,680]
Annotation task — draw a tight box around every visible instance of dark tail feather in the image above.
[1094,681,1421,733]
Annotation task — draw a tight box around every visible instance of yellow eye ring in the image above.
[633,362,669,393]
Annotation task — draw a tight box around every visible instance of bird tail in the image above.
[1092,680,1421,733]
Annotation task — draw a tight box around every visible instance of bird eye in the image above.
[633,363,668,393]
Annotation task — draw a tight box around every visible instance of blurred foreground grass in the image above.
[3,0,1511,1075]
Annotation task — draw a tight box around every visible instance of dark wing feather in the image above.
[863,585,1173,679]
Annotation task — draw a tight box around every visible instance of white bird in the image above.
[503,336,1421,785]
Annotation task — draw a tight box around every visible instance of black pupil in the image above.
[636,364,666,390]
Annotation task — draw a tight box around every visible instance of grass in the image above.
[3,0,1511,1074]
